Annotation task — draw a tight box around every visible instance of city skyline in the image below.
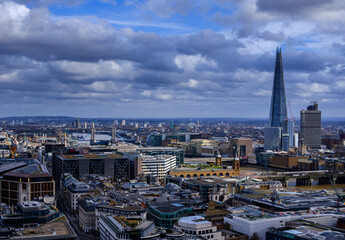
[1,1,345,118]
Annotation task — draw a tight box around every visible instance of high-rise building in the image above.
[91,122,96,144]
[300,101,321,150]
[264,127,282,151]
[282,119,295,150]
[75,119,80,129]
[269,47,287,128]
[265,47,288,151]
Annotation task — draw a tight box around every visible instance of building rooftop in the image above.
[11,221,76,239]
[270,226,345,240]
[67,182,90,192]
[59,153,124,160]
[0,162,27,175]
[149,201,192,213]
[227,206,277,221]
[178,216,210,225]
[17,201,50,213]
[140,154,176,161]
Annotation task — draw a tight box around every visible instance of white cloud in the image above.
[180,79,199,88]
[174,54,217,72]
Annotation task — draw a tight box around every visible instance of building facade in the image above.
[265,48,288,151]
[0,172,55,206]
[140,154,176,180]
[53,154,130,182]
[174,216,224,240]
[300,102,321,150]
[269,47,287,128]
[99,215,159,240]
[229,138,253,158]
[66,181,90,212]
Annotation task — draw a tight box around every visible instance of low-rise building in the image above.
[267,225,345,240]
[99,215,161,240]
[0,165,55,206]
[2,201,60,228]
[78,198,148,233]
[174,216,224,240]
[66,181,90,212]
[0,221,77,240]
[147,201,193,229]
[224,206,289,240]
[270,155,307,169]
[78,198,96,233]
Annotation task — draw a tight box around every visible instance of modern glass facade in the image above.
[147,204,193,229]
[269,47,287,128]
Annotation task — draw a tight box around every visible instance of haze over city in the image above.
[1,0,345,118]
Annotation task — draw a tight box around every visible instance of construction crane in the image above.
[325,171,344,211]
[1,131,16,158]
[9,135,17,158]
[264,160,281,205]
[288,101,295,123]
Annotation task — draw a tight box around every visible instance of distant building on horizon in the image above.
[300,101,321,150]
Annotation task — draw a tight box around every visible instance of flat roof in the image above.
[12,221,76,239]
[4,172,52,178]
[60,154,124,159]
[179,216,210,225]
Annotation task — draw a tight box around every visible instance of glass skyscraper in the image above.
[265,48,289,151]
[269,47,287,128]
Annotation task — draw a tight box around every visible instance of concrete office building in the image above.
[229,138,253,158]
[300,102,321,150]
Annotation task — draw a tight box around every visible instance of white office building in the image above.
[141,154,176,180]
[174,216,224,240]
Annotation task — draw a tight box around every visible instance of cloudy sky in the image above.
[0,0,345,118]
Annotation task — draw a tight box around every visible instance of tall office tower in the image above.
[265,47,288,151]
[282,119,294,149]
[264,127,282,151]
[121,120,126,126]
[300,101,321,150]
[269,47,288,127]
[111,121,116,142]
[75,119,80,129]
[91,122,96,144]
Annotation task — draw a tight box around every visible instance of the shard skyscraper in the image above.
[264,47,289,151]
[269,47,287,128]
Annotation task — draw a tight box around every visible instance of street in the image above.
[57,200,99,240]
